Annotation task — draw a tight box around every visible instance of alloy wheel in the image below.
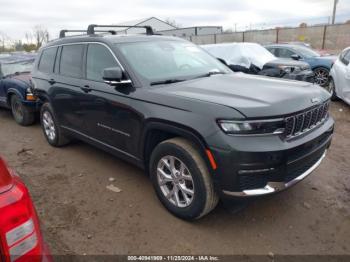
[157,156,195,208]
[314,68,329,87]
[42,111,56,141]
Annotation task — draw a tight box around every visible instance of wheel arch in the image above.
[141,120,213,175]
[6,88,25,107]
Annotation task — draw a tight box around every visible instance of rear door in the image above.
[51,44,88,132]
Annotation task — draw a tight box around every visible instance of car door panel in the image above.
[78,43,137,156]
[51,44,87,132]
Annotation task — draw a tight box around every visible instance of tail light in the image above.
[0,157,48,262]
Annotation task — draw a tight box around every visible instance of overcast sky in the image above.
[1,0,350,41]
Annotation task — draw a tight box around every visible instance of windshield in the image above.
[293,46,320,58]
[115,40,230,83]
[203,43,276,70]
[0,60,34,77]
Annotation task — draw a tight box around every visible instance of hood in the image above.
[152,73,330,118]
[315,55,338,63]
[6,72,33,88]
[265,58,310,69]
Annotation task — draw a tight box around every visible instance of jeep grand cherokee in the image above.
[31,25,334,220]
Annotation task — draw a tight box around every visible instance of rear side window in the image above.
[60,45,84,78]
[86,44,118,82]
[38,47,57,73]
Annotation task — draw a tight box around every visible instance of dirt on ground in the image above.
[0,101,349,257]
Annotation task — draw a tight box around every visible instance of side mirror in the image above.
[291,54,301,60]
[103,67,132,86]
[217,58,228,66]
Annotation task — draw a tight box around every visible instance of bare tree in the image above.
[25,32,33,44]
[0,31,9,52]
[32,25,50,49]
[164,18,181,28]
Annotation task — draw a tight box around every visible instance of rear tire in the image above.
[40,102,70,147]
[150,137,219,220]
[10,95,35,126]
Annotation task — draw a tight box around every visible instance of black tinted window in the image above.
[86,44,118,81]
[38,47,57,73]
[60,45,84,78]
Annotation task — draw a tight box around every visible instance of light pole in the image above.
[332,0,339,24]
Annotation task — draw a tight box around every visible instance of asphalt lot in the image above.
[0,101,349,256]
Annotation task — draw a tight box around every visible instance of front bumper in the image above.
[208,116,334,198]
[282,69,314,83]
[223,150,326,197]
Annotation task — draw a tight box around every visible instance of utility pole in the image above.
[332,0,339,24]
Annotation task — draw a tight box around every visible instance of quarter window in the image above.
[60,45,84,78]
[86,44,118,81]
[38,47,57,73]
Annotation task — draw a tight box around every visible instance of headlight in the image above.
[278,65,301,73]
[218,119,285,135]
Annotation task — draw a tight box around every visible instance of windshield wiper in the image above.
[192,70,226,80]
[150,79,186,86]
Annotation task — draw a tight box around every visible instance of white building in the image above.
[159,26,223,38]
[115,17,177,34]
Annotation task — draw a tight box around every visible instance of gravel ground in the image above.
[0,101,349,257]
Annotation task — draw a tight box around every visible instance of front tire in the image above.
[150,138,219,220]
[10,95,35,126]
[40,102,70,147]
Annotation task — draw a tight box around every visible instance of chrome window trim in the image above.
[40,42,126,72]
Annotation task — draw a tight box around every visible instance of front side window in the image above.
[86,44,118,82]
[116,40,230,83]
[60,45,84,78]
[38,47,57,73]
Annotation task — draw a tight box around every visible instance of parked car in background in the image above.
[31,25,334,220]
[202,43,314,83]
[329,47,350,105]
[0,157,51,261]
[265,44,337,87]
[0,54,38,126]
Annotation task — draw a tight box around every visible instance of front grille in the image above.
[284,101,329,139]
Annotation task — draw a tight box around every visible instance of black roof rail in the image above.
[87,24,154,35]
[59,29,117,38]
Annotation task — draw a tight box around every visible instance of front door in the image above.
[81,43,136,156]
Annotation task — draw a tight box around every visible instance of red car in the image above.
[0,157,51,262]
